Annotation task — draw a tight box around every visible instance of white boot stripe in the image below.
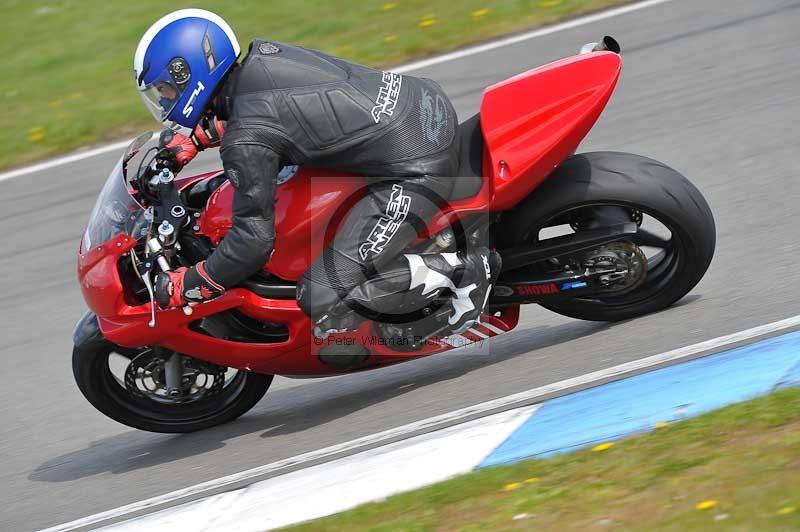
[468,328,489,339]
[481,322,505,335]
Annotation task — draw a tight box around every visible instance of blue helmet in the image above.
[134,9,240,129]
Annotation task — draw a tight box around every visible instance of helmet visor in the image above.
[137,66,188,126]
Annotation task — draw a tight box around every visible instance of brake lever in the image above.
[136,259,194,328]
[137,260,158,328]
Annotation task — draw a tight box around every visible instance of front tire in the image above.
[73,341,272,433]
[496,152,716,322]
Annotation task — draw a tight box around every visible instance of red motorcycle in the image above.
[73,37,715,432]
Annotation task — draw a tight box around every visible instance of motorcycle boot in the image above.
[343,247,501,335]
[434,247,501,333]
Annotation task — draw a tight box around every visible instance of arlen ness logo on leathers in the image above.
[359,184,412,261]
[371,72,403,123]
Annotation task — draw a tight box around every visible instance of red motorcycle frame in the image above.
[77,49,622,376]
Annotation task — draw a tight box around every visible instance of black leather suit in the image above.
[205,40,459,319]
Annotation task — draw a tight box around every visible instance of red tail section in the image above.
[480,51,622,210]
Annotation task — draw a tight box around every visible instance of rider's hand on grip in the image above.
[155,262,225,310]
[155,268,187,310]
[158,129,199,171]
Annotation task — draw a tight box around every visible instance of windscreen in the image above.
[81,156,152,253]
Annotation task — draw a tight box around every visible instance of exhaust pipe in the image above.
[594,36,621,53]
[579,35,621,55]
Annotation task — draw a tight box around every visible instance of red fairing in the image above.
[78,234,137,317]
[198,167,368,280]
[93,283,520,376]
[480,52,621,210]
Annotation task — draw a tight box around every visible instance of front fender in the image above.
[72,310,110,350]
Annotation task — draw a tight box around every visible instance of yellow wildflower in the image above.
[695,500,718,511]
[419,17,436,28]
[28,127,46,142]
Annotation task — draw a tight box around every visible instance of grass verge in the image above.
[4,0,633,170]
[286,387,800,531]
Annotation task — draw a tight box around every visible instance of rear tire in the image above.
[496,152,716,322]
[73,341,272,433]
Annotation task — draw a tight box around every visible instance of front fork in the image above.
[163,350,185,398]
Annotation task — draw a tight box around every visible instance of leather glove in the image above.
[192,115,225,149]
[158,129,199,170]
[155,261,225,309]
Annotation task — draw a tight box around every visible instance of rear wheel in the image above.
[496,152,716,322]
[73,341,271,433]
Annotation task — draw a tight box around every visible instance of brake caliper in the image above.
[581,241,647,293]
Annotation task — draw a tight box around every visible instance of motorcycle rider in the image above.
[136,9,500,335]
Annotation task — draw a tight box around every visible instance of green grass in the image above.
[286,387,800,531]
[3,0,632,170]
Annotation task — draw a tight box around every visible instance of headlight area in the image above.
[77,234,139,317]
[117,247,151,307]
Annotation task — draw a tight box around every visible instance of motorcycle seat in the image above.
[449,113,484,201]
[241,271,297,299]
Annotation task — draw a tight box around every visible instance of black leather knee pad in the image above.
[296,275,344,319]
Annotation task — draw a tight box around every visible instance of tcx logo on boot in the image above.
[359,184,411,261]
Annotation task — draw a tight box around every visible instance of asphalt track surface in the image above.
[2,1,799,530]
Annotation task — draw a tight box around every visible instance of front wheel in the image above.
[73,339,272,433]
[496,152,716,322]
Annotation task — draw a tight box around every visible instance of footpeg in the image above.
[312,312,360,339]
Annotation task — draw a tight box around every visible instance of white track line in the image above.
[0,139,135,182]
[41,313,800,532]
[2,0,676,184]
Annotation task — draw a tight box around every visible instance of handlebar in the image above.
[132,166,195,327]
